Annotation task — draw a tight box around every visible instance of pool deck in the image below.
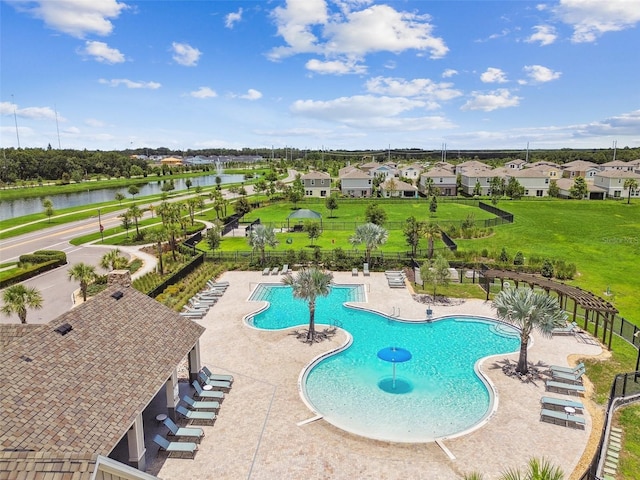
[151,270,605,480]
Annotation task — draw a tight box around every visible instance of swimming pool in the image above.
[248,284,520,442]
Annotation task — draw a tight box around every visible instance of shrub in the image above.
[499,247,509,263]
[513,251,524,266]
[541,259,554,278]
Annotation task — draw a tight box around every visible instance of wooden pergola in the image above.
[482,269,619,350]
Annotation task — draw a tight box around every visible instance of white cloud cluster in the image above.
[554,0,640,43]
[526,25,557,46]
[306,58,366,75]
[0,101,62,121]
[519,65,562,84]
[99,78,161,89]
[14,0,127,38]
[461,89,521,112]
[480,67,508,84]
[190,87,217,99]
[171,42,202,66]
[269,1,447,74]
[82,41,125,64]
[366,76,462,104]
[225,8,243,28]
[239,89,263,100]
[442,69,458,78]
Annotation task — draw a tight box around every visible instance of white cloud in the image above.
[189,87,217,98]
[526,25,557,46]
[99,78,161,89]
[442,69,458,78]
[81,41,125,64]
[85,118,106,128]
[171,42,202,66]
[461,89,521,112]
[0,101,61,121]
[225,8,243,28]
[553,0,640,43]
[520,65,562,84]
[239,89,263,100]
[574,110,640,137]
[269,1,448,64]
[365,76,462,105]
[306,58,367,75]
[480,67,508,84]
[291,95,425,121]
[11,0,127,38]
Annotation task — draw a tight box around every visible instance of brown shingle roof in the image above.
[0,285,204,456]
[0,324,44,353]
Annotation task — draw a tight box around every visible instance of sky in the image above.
[1,0,640,152]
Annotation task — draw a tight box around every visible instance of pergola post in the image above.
[165,369,180,422]
[594,311,600,338]
[127,412,146,471]
[188,341,202,383]
[572,300,578,323]
[607,313,614,350]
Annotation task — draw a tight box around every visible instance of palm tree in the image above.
[1,284,43,324]
[247,224,278,264]
[147,228,168,275]
[498,457,564,480]
[67,262,97,302]
[127,204,143,238]
[624,178,639,204]
[100,248,128,271]
[349,222,388,265]
[423,222,441,259]
[492,288,567,374]
[282,267,333,343]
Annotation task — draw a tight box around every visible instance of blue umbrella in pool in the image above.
[377,347,412,389]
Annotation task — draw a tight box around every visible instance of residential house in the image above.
[507,166,556,197]
[380,178,418,198]
[555,177,607,200]
[419,167,457,196]
[400,163,424,182]
[455,160,491,175]
[561,160,600,179]
[459,167,495,196]
[340,167,373,197]
[160,156,183,166]
[593,170,640,199]
[505,159,527,170]
[368,163,399,180]
[301,171,332,198]
[600,160,636,172]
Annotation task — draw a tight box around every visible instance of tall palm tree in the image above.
[247,224,278,264]
[423,222,441,259]
[498,457,564,480]
[624,178,639,204]
[492,288,567,374]
[1,284,43,324]
[127,204,143,237]
[67,262,97,302]
[147,227,168,275]
[282,267,333,343]
[349,222,388,265]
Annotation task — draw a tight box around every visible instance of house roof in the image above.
[555,178,606,192]
[421,167,456,178]
[561,160,599,170]
[340,168,370,179]
[381,179,417,191]
[0,285,204,456]
[508,167,552,178]
[595,170,640,179]
[600,160,629,167]
[0,324,44,353]
[301,171,331,180]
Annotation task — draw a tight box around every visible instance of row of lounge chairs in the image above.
[540,362,587,429]
[180,281,229,319]
[385,270,406,288]
[262,264,290,276]
[152,365,234,459]
[552,321,580,336]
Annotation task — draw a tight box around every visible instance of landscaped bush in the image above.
[541,259,554,278]
[554,259,577,280]
[513,251,524,266]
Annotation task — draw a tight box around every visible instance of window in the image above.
[614,191,621,197]
[545,178,549,184]
[536,190,543,197]
[439,178,443,183]
[320,190,327,197]
[525,190,529,196]
[311,179,315,185]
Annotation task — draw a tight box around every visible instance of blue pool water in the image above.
[248,284,519,442]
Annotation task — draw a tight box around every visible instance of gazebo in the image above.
[287,209,322,231]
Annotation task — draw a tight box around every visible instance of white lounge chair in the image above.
[352,268,358,276]
[153,434,198,458]
[191,380,224,400]
[176,405,215,424]
[546,380,585,396]
[280,264,289,275]
[550,362,585,374]
[540,409,586,428]
[202,366,234,384]
[163,417,204,442]
[540,396,584,414]
[262,267,270,275]
[363,263,370,276]
[182,395,220,411]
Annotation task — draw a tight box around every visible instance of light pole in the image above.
[98,209,104,243]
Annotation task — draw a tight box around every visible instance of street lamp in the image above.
[98,208,104,243]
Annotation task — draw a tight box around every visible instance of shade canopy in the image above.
[377,347,412,363]
[287,209,322,220]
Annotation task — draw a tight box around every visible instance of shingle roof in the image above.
[340,168,370,179]
[301,171,330,180]
[0,451,97,480]
[0,285,204,456]
[0,324,44,353]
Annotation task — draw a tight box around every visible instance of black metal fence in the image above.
[146,253,204,298]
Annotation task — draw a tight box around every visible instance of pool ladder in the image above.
[390,306,400,317]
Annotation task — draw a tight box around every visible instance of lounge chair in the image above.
[550,362,585,374]
[363,263,370,276]
[182,395,220,411]
[551,370,584,384]
[271,267,279,275]
[153,434,198,458]
[163,417,204,442]
[262,267,270,276]
[540,409,586,429]
[352,268,358,276]
[176,405,216,424]
[180,311,205,319]
[546,380,585,396]
[202,366,234,384]
[280,264,289,275]
[552,322,578,335]
[540,396,584,414]
[197,371,231,391]
[192,380,224,400]
[206,280,229,288]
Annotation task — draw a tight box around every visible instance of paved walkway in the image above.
[149,271,604,480]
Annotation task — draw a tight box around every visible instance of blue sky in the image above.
[1,0,639,152]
